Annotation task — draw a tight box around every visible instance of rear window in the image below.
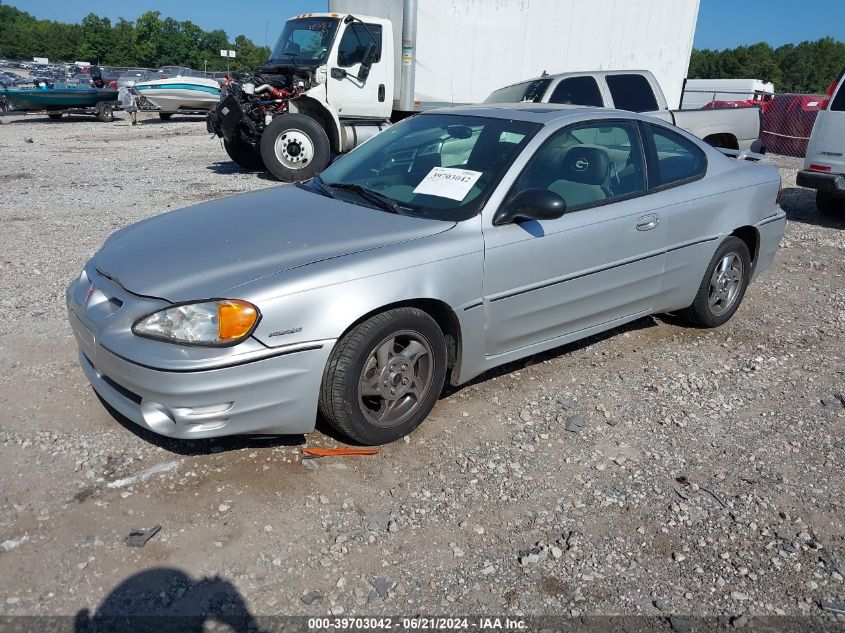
[606,74,659,113]
[548,76,604,107]
[485,79,551,104]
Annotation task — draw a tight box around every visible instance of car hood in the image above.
[93,185,454,302]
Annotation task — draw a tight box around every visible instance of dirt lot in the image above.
[0,111,844,626]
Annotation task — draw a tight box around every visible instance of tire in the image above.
[159,112,173,121]
[96,102,113,122]
[319,307,448,446]
[224,138,265,171]
[259,113,330,183]
[816,191,845,216]
[679,236,751,328]
[48,112,63,121]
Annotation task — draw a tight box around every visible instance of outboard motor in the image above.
[90,66,105,89]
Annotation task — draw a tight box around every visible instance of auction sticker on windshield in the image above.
[413,167,482,201]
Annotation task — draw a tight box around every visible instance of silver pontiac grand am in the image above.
[67,104,785,445]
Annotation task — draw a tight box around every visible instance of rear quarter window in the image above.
[647,124,707,188]
[606,74,659,113]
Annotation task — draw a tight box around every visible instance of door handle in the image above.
[636,214,659,231]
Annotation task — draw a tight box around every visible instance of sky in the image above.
[7,0,845,51]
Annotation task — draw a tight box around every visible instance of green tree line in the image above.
[690,38,845,94]
[0,2,270,71]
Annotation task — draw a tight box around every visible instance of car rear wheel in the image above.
[259,113,330,183]
[817,191,845,216]
[224,138,265,171]
[319,308,448,446]
[679,236,751,328]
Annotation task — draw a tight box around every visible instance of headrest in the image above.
[560,146,611,185]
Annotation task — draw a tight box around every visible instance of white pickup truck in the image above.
[485,70,764,153]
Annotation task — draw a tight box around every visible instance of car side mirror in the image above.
[493,188,566,226]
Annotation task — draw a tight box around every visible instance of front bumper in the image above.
[68,289,333,440]
[796,170,845,197]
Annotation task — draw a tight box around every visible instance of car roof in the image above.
[421,103,643,126]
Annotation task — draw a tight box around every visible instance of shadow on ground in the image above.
[780,186,845,229]
[74,567,263,633]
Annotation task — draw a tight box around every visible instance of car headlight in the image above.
[132,299,259,346]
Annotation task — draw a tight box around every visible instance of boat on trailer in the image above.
[133,70,221,117]
[0,68,119,121]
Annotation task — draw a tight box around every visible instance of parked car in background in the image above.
[485,70,764,152]
[798,70,845,215]
[68,105,784,445]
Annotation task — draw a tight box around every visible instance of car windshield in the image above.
[268,17,340,66]
[312,114,542,221]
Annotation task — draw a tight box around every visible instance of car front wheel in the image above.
[319,308,448,445]
[680,236,751,328]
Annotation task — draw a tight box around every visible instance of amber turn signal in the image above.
[218,300,259,341]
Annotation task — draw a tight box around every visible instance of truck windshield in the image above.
[268,17,340,66]
[312,114,542,222]
[484,79,551,104]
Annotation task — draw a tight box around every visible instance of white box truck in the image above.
[207,0,700,182]
[681,78,775,110]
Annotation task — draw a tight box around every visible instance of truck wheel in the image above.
[817,191,845,216]
[679,236,751,328]
[224,139,265,171]
[319,307,448,446]
[260,113,330,183]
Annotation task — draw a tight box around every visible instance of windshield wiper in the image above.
[328,182,402,214]
[306,175,335,199]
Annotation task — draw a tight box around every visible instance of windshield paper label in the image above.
[413,167,483,201]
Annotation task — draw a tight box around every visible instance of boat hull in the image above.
[0,88,118,111]
[134,79,221,111]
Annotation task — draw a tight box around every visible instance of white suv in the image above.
[798,70,845,215]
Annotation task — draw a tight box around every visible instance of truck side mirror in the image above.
[358,43,376,80]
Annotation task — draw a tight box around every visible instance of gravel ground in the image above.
[1,112,844,626]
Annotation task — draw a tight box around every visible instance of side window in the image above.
[337,23,382,68]
[512,121,645,210]
[648,125,707,187]
[606,74,659,113]
[548,76,604,107]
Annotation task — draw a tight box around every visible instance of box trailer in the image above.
[329,0,700,111]
[682,78,775,110]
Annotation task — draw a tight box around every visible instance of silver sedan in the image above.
[67,104,785,445]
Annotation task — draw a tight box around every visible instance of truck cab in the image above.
[798,70,845,215]
[207,13,394,182]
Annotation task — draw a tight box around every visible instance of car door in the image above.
[481,119,667,357]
